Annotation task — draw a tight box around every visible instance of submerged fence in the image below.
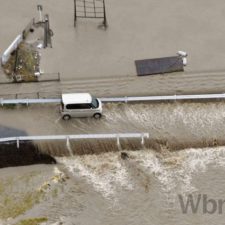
[0,133,149,149]
[1,93,225,105]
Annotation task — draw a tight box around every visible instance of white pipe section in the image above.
[1,35,23,65]
[0,98,61,105]
[100,93,225,102]
[177,51,188,57]
[2,93,225,105]
[182,57,187,66]
[0,133,150,148]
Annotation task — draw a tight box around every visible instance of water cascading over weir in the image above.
[0,133,149,168]
[2,92,225,168]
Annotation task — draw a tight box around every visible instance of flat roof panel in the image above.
[135,56,184,76]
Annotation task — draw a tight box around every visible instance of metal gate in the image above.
[74,0,107,27]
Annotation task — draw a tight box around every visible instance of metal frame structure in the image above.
[43,14,53,48]
[0,133,149,149]
[74,0,107,27]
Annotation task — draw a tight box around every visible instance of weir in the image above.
[0,133,149,157]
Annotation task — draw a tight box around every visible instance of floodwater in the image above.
[1,102,225,224]
[1,101,225,153]
[1,0,225,97]
[1,0,225,224]
[53,147,225,225]
[3,146,225,225]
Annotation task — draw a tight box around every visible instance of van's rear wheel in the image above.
[93,113,102,119]
[63,115,71,120]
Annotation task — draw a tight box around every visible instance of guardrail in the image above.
[0,91,62,100]
[0,98,61,106]
[99,93,225,102]
[1,93,225,105]
[0,133,149,149]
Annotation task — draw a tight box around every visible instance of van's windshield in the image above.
[91,98,99,108]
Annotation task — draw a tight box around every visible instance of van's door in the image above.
[65,104,92,117]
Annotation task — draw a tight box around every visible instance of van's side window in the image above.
[66,104,91,109]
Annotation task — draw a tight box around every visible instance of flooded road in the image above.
[1,101,225,153]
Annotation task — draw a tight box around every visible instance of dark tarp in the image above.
[135,56,184,76]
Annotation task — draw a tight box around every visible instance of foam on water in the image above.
[58,153,133,199]
[58,146,225,203]
[176,146,225,193]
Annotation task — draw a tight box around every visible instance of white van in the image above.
[61,93,103,120]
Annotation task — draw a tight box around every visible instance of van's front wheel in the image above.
[93,113,102,119]
[62,115,71,120]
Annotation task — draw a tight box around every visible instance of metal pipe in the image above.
[37,5,43,22]
[0,133,149,144]
[2,93,225,105]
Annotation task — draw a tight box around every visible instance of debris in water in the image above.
[121,152,129,160]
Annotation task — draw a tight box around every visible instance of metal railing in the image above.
[0,98,61,105]
[99,93,225,103]
[0,133,149,149]
[0,90,61,101]
[1,93,225,106]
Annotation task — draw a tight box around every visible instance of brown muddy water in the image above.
[0,102,225,224]
[1,0,225,223]
[2,147,225,225]
[1,101,225,154]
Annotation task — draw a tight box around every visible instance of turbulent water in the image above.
[1,102,225,224]
[31,146,225,225]
[2,0,225,223]
[21,101,225,155]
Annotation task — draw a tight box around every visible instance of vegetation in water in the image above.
[14,217,48,225]
[0,169,66,220]
[2,42,39,82]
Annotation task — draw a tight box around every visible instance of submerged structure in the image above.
[1,5,53,82]
[74,0,107,28]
